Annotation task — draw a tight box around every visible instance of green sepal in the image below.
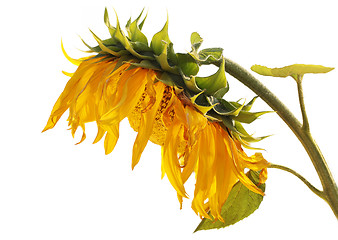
[154,42,178,74]
[156,71,185,88]
[195,57,227,96]
[197,47,223,64]
[232,110,272,124]
[128,60,161,71]
[113,13,154,60]
[182,75,203,93]
[208,97,244,116]
[194,170,265,232]
[233,132,265,150]
[80,38,101,53]
[156,72,175,86]
[213,85,229,99]
[220,116,240,135]
[138,11,147,30]
[125,9,148,45]
[103,8,120,45]
[234,121,270,143]
[89,29,126,57]
[242,96,258,111]
[110,55,136,73]
[189,92,218,115]
[130,41,152,53]
[150,15,171,56]
[190,32,203,53]
[177,53,199,77]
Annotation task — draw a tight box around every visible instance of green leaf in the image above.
[195,57,227,96]
[251,64,334,78]
[190,32,203,52]
[177,53,199,77]
[194,170,265,232]
[150,15,171,56]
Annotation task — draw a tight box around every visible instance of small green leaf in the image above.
[150,15,171,56]
[194,170,265,232]
[190,32,203,52]
[195,57,227,96]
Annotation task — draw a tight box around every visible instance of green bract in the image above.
[82,8,270,145]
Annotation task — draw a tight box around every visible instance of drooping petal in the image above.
[162,122,187,199]
[100,68,148,125]
[132,80,165,169]
[104,125,120,155]
[192,123,216,219]
[43,57,100,132]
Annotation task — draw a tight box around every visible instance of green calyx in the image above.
[81,8,270,144]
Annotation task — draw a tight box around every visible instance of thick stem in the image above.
[222,58,338,219]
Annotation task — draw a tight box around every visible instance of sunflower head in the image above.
[43,8,271,222]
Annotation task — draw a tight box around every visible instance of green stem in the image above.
[296,76,310,132]
[268,163,325,200]
[221,58,338,219]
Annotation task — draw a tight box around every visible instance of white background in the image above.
[1,0,337,239]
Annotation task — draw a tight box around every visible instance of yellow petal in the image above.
[132,81,165,169]
[104,126,119,155]
[61,40,83,66]
[100,69,148,124]
[162,122,187,198]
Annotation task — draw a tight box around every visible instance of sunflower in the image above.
[43,9,270,222]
